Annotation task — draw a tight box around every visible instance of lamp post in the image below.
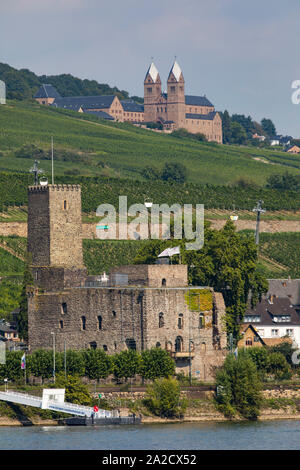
[144,201,153,240]
[51,332,56,382]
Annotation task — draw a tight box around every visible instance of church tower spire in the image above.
[144,61,162,122]
[167,60,185,128]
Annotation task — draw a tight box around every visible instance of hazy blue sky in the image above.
[2,0,300,136]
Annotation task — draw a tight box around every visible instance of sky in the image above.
[1,0,300,136]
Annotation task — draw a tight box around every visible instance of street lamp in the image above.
[144,201,153,240]
[51,332,56,382]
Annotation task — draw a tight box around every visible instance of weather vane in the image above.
[29,160,44,186]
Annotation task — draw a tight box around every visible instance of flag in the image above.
[21,353,26,370]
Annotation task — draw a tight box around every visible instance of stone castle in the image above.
[27,184,227,381]
[34,60,222,143]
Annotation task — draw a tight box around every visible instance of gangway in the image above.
[0,389,113,418]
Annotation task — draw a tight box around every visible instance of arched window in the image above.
[125,338,137,350]
[175,336,183,352]
[156,342,161,348]
[61,303,67,315]
[90,341,97,349]
[159,312,164,328]
[97,316,102,330]
[178,314,183,329]
[81,316,86,331]
[162,278,167,286]
[199,314,204,329]
[166,341,172,351]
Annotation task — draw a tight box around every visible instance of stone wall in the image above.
[28,286,227,381]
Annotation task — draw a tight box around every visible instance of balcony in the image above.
[171,351,195,359]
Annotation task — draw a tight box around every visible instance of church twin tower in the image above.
[143,60,222,142]
[144,61,185,127]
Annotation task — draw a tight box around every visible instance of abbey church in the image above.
[143,61,222,142]
[34,61,222,143]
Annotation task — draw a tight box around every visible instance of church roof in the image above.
[34,84,61,99]
[83,110,114,120]
[121,100,144,113]
[185,111,217,121]
[145,62,159,82]
[168,61,183,82]
[185,95,214,107]
[52,95,116,110]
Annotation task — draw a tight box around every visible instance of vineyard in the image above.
[259,232,300,278]
[1,100,300,187]
[2,172,300,213]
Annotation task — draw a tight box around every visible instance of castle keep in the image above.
[27,184,227,381]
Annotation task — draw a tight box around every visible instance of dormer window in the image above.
[244,315,261,323]
[273,315,291,323]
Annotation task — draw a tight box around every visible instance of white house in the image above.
[243,296,300,348]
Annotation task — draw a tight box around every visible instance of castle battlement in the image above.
[28,184,81,193]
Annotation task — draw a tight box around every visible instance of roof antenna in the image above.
[51,136,54,185]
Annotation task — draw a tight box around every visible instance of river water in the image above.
[0,420,300,450]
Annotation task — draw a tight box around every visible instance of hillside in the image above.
[0,62,141,102]
[1,101,300,186]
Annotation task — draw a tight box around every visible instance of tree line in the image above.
[0,347,175,383]
[221,110,277,145]
[0,62,142,103]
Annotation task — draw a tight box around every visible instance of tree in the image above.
[65,350,85,376]
[141,348,175,380]
[161,162,187,184]
[53,373,92,406]
[261,118,276,138]
[268,341,297,367]
[146,377,186,418]
[17,256,34,342]
[29,349,63,380]
[229,122,247,145]
[83,349,112,381]
[112,349,142,381]
[215,351,263,420]
[221,110,231,144]
[266,173,300,191]
[267,352,291,380]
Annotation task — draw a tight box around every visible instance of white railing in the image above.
[0,390,112,418]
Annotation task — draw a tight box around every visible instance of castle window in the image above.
[175,336,183,352]
[112,310,116,318]
[59,320,63,329]
[98,316,102,330]
[63,200,68,210]
[125,338,136,350]
[61,303,67,315]
[159,312,164,328]
[199,315,204,329]
[178,314,183,329]
[90,341,97,349]
[114,342,117,350]
[201,342,206,352]
[162,278,166,286]
[156,342,161,348]
[103,345,108,351]
[81,316,86,330]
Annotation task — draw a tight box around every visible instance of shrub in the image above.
[146,377,187,418]
[215,351,263,420]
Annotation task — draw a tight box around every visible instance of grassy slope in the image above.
[1,101,300,184]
